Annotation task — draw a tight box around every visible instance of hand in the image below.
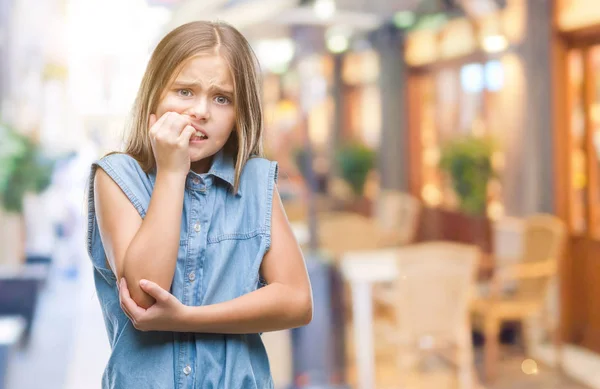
[119,278,189,332]
[149,112,196,177]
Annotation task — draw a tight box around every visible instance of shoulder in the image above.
[94,153,152,188]
[96,153,147,177]
[236,157,278,207]
[241,156,278,183]
[92,153,153,216]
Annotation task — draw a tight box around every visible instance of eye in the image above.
[214,95,231,105]
[177,89,193,97]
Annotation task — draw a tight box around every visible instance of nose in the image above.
[188,96,210,122]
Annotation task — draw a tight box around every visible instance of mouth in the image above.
[190,124,208,141]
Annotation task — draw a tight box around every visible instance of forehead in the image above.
[175,55,233,87]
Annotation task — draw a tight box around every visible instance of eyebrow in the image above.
[172,80,234,95]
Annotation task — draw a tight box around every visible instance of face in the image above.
[154,54,236,172]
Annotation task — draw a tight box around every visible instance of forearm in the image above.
[181,283,313,334]
[123,171,186,308]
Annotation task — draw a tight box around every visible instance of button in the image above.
[188,271,196,281]
[194,223,201,233]
[183,365,192,375]
[192,177,200,185]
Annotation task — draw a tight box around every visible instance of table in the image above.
[340,249,399,389]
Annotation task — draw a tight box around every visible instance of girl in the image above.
[88,21,312,389]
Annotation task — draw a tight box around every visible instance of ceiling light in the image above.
[314,0,336,20]
[327,35,349,53]
[482,34,508,53]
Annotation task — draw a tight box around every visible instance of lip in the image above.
[189,123,208,138]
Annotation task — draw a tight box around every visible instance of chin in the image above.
[189,150,216,164]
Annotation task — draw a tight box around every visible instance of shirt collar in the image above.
[148,150,238,194]
[207,149,237,192]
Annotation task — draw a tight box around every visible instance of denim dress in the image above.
[87,150,278,389]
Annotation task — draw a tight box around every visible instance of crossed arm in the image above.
[94,168,313,333]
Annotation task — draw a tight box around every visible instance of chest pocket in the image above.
[206,199,267,243]
[206,164,274,243]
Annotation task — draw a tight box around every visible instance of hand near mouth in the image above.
[148,111,195,176]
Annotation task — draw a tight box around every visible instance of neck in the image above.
[190,157,213,174]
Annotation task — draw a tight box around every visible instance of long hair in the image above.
[123,21,263,192]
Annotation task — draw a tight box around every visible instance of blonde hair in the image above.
[123,21,263,192]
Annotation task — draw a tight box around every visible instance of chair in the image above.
[372,191,422,324]
[0,264,48,345]
[471,214,567,382]
[374,190,421,247]
[314,212,394,259]
[385,242,480,388]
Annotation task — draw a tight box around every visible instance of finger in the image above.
[154,112,178,135]
[119,278,146,317]
[170,114,191,135]
[149,112,173,140]
[139,279,170,303]
[118,282,135,318]
[149,112,170,133]
[178,125,196,146]
[120,296,135,321]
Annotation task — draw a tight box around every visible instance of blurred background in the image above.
[0,0,599,388]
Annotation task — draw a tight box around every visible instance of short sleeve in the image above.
[86,153,153,279]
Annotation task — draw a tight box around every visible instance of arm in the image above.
[181,185,313,333]
[496,259,557,280]
[95,112,195,309]
[486,259,557,299]
[95,168,185,309]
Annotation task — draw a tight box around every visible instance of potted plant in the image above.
[439,135,496,216]
[0,122,55,265]
[334,142,376,216]
[436,135,497,252]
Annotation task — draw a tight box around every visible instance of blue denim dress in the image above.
[87,150,277,389]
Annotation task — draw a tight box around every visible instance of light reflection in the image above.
[521,359,538,375]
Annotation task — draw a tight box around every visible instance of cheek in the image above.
[215,110,236,138]
[155,97,184,116]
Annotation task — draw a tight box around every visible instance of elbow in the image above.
[121,264,156,310]
[296,291,313,327]
[128,282,156,310]
[124,275,156,310]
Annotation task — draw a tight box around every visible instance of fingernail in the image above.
[140,279,147,287]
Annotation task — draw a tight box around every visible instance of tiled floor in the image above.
[5,267,79,389]
[483,351,586,389]
[5,259,109,389]
[343,345,588,389]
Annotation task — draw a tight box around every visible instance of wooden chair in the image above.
[371,191,422,327]
[313,212,394,259]
[374,190,421,247]
[382,242,480,388]
[471,214,567,382]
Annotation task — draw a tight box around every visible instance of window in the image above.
[417,59,506,217]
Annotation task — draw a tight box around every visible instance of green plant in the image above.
[335,142,376,197]
[0,123,55,213]
[439,135,496,216]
